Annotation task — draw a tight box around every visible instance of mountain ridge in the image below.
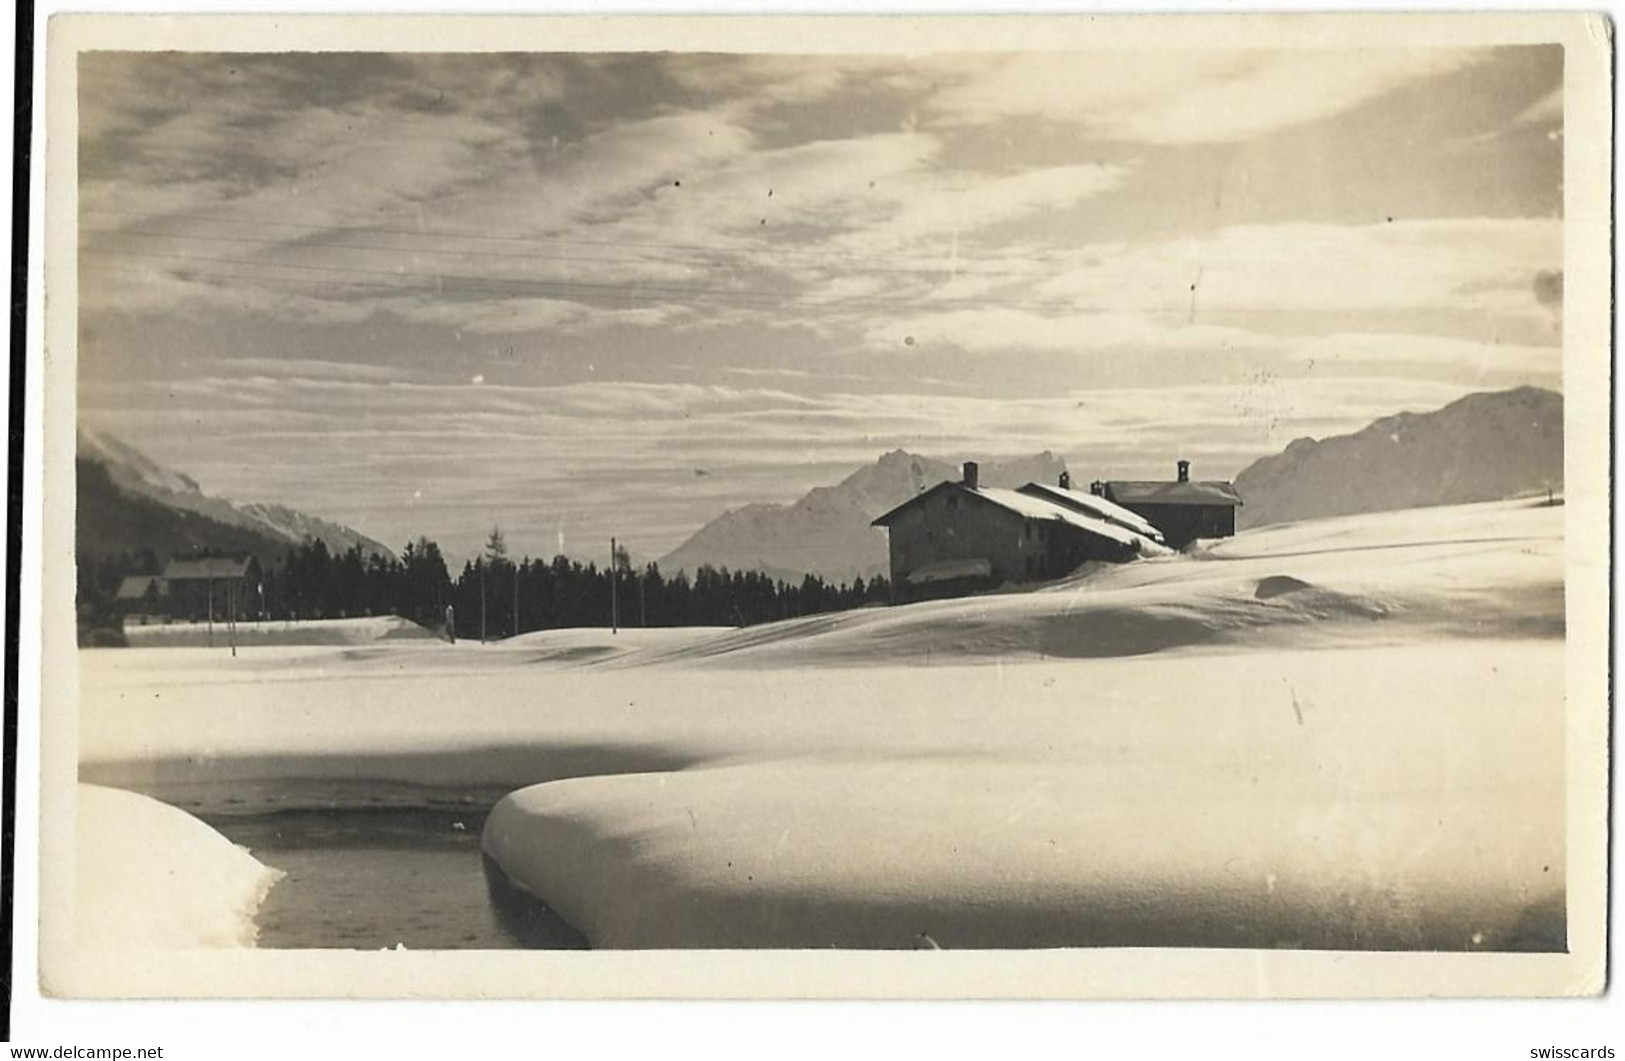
[77,428,397,562]
[1233,385,1563,529]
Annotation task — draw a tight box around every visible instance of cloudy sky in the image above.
[77,46,1563,563]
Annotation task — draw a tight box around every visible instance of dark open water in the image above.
[205,809,587,950]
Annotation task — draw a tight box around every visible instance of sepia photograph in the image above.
[32,11,1610,1006]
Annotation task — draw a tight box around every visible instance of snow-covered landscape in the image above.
[76,497,1565,952]
[53,40,1604,1038]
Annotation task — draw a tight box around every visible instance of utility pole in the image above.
[483,526,507,642]
[512,562,519,637]
[610,537,619,634]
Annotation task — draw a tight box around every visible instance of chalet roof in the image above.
[162,555,256,581]
[1017,483,1164,541]
[115,575,162,600]
[870,481,949,526]
[1105,480,1243,507]
[872,481,1152,548]
[973,488,1147,546]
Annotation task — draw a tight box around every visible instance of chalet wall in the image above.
[886,489,1038,588]
[161,558,263,621]
[1119,503,1235,550]
[165,578,254,621]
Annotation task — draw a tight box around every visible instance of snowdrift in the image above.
[122,614,436,648]
[74,784,283,949]
[77,499,1567,950]
[498,626,734,666]
[481,643,1562,950]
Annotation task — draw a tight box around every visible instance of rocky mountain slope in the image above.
[1234,386,1562,529]
[77,428,395,562]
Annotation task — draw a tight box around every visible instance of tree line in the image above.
[85,527,894,640]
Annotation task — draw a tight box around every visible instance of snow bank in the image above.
[74,784,283,949]
[123,614,435,648]
[497,626,734,666]
[80,641,1564,950]
[481,643,1563,950]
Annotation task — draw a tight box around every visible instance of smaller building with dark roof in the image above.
[1094,460,1243,549]
[159,553,262,622]
[114,575,165,618]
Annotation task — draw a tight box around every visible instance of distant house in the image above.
[1096,460,1242,549]
[114,575,164,618]
[871,462,1161,602]
[159,554,262,622]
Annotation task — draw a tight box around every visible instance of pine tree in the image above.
[485,526,507,563]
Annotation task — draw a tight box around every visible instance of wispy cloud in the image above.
[863,307,1274,357]
[76,48,1564,557]
[1512,86,1563,128]
[1286,332,1560,378]
[219,357,412,383]
[929,49,1488,143]
[1036,218,1562,332]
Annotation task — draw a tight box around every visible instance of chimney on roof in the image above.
[962,461,979,489]
[1090,480,1105,497]
[1058,471,1071,490]
[1177,459,1190,483]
